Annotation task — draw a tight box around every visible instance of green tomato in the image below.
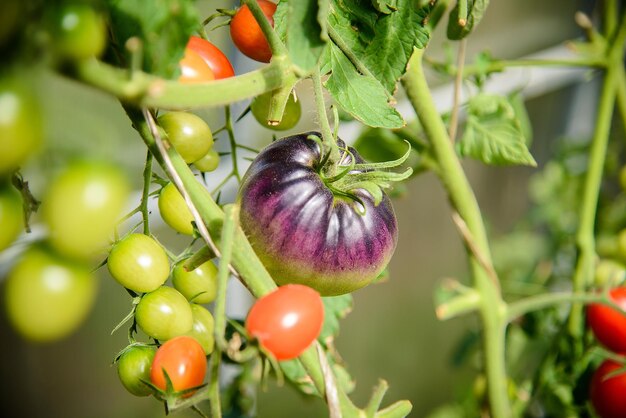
[135,286,193,341]
[0,183,23,251]
[0,75,43,175]
[107,233,170,293]
[158,183,194,235]
[42,161,130,260]
[4,247,97,342]
[117,345,156,397]
[172,258,218,304]
[49,4,106,60]
[251,91,301,131]
[185,304,215,355]
[158,112,213,164]
[595,259,626,287]
[193,149,220,173]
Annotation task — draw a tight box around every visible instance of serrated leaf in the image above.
[447,0,490,40]
[324,44,404,128]
[326,0,431,93]
[105,0,200,77]
[457,94,536,166]
[318,294,353,346]
[286,0,327,71]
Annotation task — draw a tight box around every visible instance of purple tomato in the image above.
[238,132,398,296]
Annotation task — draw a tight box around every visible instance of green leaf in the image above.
[457,93,536,166]
[371,0,398,14]
[324,44,404,128]
[318,294,353,346]
[280,359,320,396]
[105,0,200,78]
[284,0,327,72]
[326,0,431,93]
[447,0,490,40]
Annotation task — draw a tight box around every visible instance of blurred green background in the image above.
[0,0,593,417]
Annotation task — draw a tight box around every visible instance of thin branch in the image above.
[448,39,467,143]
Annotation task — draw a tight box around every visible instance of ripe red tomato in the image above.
[590,359,626,418]
[245,284,324,360]
[186,36,234,79]
[150,336,207,394]
[230,0,276,63]
[179,47,215,83]
[587,287,626,353]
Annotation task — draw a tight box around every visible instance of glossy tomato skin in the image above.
[186,36,234,79]
[590,359,626,418]
[245,284,324,360]
[238,132,398,296]
[107,233,170,293]
[117,345,156,397]
[193,149,220,173]
[179,47,215,83]
[185,304,215,355]
[158,111,214,164]
[251,91,301,131]
[150,335,207,393]
[158,182,194,235]
[587,287,626,353]
[4,247,97,342]
[230,0,276,63]
[172,259,218,304]
[49,4,107,60]
[135,286,193,341]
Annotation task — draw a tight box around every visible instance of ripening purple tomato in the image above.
[238,132,398,296]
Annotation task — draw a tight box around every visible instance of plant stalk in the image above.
[401,47,509,418]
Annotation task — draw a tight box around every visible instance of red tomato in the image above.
[186,36,234,79]
[245,284,324,360]
[179,48,215,83]
[590,359,626,418]
[229,0,276,63]
[587,287,626,353]
[150,336,207,394]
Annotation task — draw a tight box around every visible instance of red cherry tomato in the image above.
[587,287,626,353]
[150,336,207,395]
[590,359,626,418]
[186,36,234,79]
[245,284,324,360]
[230,0,276,63]
[179,48,215,83]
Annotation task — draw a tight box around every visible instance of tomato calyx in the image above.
[308,132,413,209]
[142,368,209,411]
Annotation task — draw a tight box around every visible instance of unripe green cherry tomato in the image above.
[49,4,107,60]
[117,345,156,397]
[43,161,130,260]
[0,183,23,251]
[158,183,194,235]
[0,75,43,175]
[150,335,207,394]
[251,91,301,131]
[179,47,215,83]
[230,0,277,63]
[158,112,214,164]
[595,259,626,287]
[245,284,324,360]
[185,304,215,355]
[107,234,170,293]
[4,247,97,342]
[136,286,193,341]
[193,149,220,173]
[172,259,218,304]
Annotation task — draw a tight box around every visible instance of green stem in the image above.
[604,0,619,39]
[214,205,238,350]
[457,0,468,26]
[312,65,340,168]
[507,292,614,323]
[401,48,509,418]
[208,353,222,418]
[140,150,153,235]
[616,65,626,131]
[224,106,242,183]
[76,57,296,109]
[567,59,619,338]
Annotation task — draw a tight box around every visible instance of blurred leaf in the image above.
[508,91,533,146]
[457,93,536,166]
[280,359,319,396]
[318,294,353,346]
[371,0,397,14]
[331,361,355,394]
[354,127,420,164]
[447,0,490,40]
[105,0,199,77]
